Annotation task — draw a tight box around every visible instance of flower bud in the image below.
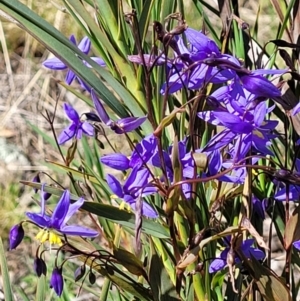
[9,224,24,250]
[34,257,47,277]
[32,174,41,193]
[50,267,64,296]
[74,265,86,282]
[33,176,51,200]
[89,271,96,284]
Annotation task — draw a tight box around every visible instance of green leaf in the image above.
[35,275,46,301]
[92,265,153,301]
[113,247,146,277]
[149,241,180,301]
[83,202,169,239]
[0,237,14,301]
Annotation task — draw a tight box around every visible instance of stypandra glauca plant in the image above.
[2,0,300,300]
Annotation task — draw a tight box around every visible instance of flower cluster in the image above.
[9,22,292,298]
[9,185,98,296]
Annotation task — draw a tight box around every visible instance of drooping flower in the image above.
[209,238,265,273]
[90,90,147,134]
[34,257,47,277]
[58,103,94,145]
[43,35,105,88]
[9,223,24,250]
[50,267,64,296]
[26,186,98,245]
[106,168,158,218]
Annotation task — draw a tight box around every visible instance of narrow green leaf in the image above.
[113,247,146,277]
[83,202,169,239]
[35,275,46,301]
[0,237,14,301]
[149,241,180,301]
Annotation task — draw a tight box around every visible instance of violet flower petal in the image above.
[58,123,76,145]
[240,74,281,98]
[100,154,130,170]
[106,174,124,198]
[50,190,70,229]
[77,36,91,54]
[26,212,50,228]
[62,197,85,226]
[50,268,64,296]
[81,121,94,136]
[65,69,76,85]
[84,57,106,68]
[293,240,300,250]
[42,57,66,70]
[91,90,111,124]
[115,116,147,133]
[64,103,80,122]
[60,225,98,237]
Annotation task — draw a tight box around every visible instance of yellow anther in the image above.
[253,129,264,139]
[119,201,126,210]
[49,232,62,246]
[36,229,49,243]
[35,229,62,246]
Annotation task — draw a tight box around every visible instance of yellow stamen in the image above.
[253,129,264,139]
[35,229,62,246]
[49,232,62,246]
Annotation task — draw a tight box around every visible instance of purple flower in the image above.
[197,86,278,157]
[50,267,64,296]
[100,134,158,171]
[91,90,147,134]
[26,186,98,239]
[106,168,157,218]
[43,35,105,87]
[58,103,94,144]
[209,238,265,273]
[160,28,237,94]
[100,153,130,170]
[293,240,300,250]
[9,224,24,250]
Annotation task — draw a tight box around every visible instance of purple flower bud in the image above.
[74,265,86,282]
[9,224,24,250]
[43,192,52,201]
[50,267,64,296]
[34,257,47,277]
[32,174,41,193]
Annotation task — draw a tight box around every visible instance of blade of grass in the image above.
[0,237,14,301]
